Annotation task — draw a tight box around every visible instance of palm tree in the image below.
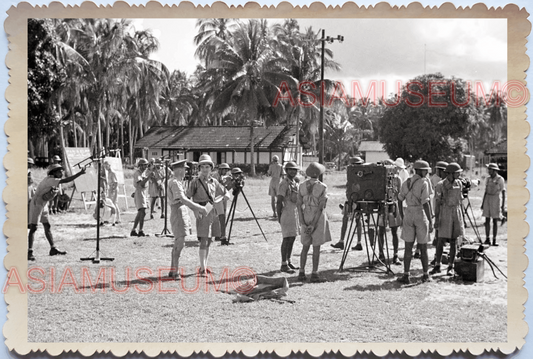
[204,19,298,175]
[194,18,237,68]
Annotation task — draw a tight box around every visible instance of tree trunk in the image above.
[129,118,134,164]
[250,124,256,176]
[120,115,124,160]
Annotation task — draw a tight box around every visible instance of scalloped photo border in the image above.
[3,1,530,357]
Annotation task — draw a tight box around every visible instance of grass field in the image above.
[27,169,507,343]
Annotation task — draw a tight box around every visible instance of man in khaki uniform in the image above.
[482,163,506,246]
[397,160,433,284]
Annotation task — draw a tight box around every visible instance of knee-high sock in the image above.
[420,243,429,273]
[404,241,414,275]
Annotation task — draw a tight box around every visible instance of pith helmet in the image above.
[28,158,34,165]
[137,158,149,166]
[435,161,449,170]
[350,156,364,165]
[445,162,463,173]
[47,164,63,175]
[272,155,279,162]
[413,160,431,171]
[198,154,214,168]
[219,163,230,170]
[486,163,500,171]
[52,155,61,162]
[306,162,326,178]
[231,167,243,175]
[395,158,406,169]
[171,160,189,169]
[284,161,300,170]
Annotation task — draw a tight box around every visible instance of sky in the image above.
[131,17,507,98]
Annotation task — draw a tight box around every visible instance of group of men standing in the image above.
[329,156,506,284]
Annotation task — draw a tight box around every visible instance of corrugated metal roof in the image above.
[134,126,295,150]
[358,141,385,152]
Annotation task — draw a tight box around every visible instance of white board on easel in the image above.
[104,152,128,210]
[64,147,97,211]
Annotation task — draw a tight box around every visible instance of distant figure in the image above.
[148,159,165,219]
[395,157,409,183]
[104,160,121,225]
[267,155,283,218]
[131,158,150,237]
[482,163,506,246]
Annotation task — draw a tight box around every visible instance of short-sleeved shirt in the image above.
[268,163,283,179]
[186,175,226,204]
[168,178,187,206]
[485,174,505,196]
[33,177,62,208]
[398,174,430,207]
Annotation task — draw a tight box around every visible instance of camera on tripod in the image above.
[460,177,472,196]
[346,162,397,203]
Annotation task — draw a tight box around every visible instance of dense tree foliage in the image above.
[28,19,506,168]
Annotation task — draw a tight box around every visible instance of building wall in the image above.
[365,151,389,164]
[145,148,295,165]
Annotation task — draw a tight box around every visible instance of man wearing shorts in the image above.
[267,155,283,218]
[397,160,433,284]
[131,158,150,237]
[28,164,86,260]
[186,154,229,276]
[167,160,207,280]
[104,160,121,225]
[482,163,506,246]
[277,161,300,273]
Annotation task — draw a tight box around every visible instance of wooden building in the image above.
[134,125,301,165]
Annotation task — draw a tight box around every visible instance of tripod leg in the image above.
[241,190,268,242]
[227,194,238,242]
[339,209,357,271]
[225,197,236,227]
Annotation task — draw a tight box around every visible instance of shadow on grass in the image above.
[161,240,199,248]
[59,223,95,228]
[81,235,128,241]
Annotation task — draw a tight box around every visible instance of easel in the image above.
[339,201,394,274]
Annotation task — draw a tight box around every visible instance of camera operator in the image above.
[431,163,464,276]
[377,159,402,265]
[482,163,506,246]
[148,159,165,219]
[212,163,232,243]
[131,158,151,237]
[331,156,365,251]
[277,161,300,273]
[397,160,433,284]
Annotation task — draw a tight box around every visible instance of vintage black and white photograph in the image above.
[4,2,529,355]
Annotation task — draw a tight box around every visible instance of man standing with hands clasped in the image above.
[431,163,464,276]
[482,163,506,246]
[297,162,332,282]
[277,161,300,273]
[397,160,433,284]
[131,158,150,237]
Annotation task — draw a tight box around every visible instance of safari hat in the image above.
[350,156,364,165]
[137,158,149,166]
[445,162,463,173]
[486,163,500,171]
[272,155,279,162]
[231,167,243,175]
[52,155,61,162]
[284,161,300,170]
[28,158,34,165]
[413,160,431,171]
[171,159,188,169]
[219,163,230,170]
[394,158,406,169]
[435,161,449,170]
[306,162,326,178]
[198,154,214,168]
[47,164,63,175]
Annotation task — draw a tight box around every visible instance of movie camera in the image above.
[346,162,398,204]
[460,177,472,196]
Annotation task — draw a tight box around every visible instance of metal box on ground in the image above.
[454,258,485,282]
